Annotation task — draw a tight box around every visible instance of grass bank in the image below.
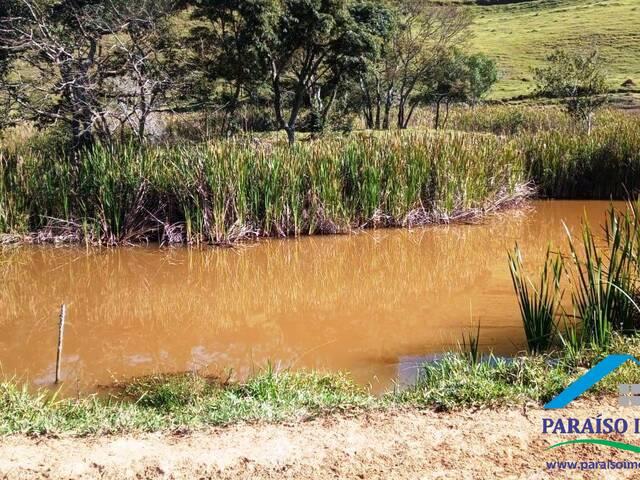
[1,108,639,245]
[3,334,640,436]
[462,0,640,100]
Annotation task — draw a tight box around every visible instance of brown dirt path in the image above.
[1,398,639,479]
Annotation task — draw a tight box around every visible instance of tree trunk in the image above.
[374,78,381,130]
[285,126,295,146]
[443,100,451,129]
[397,100,405,129]
[434,98,442,130]
[226,81,242,135]
[403,101,419,129]
[382,88,393,130]
[321,87,338,128]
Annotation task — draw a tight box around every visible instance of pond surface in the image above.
[0,201,622,394]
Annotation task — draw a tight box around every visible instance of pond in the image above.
[0,200,621,394]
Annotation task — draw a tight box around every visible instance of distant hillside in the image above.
[459,0,640,101]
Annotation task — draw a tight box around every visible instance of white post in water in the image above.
[55,304,66,384]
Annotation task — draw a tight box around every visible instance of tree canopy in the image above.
[534,48,608,133]
[0,0,504,146]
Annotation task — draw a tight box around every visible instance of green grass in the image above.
[509,244,563,353]
[462,0,640,100]
[396,353,572,410]
[2,107,639,245]
[519,111,640,199]
[397,335,640,410]
[508,202,640,355]
[0,130,528,244]
[0,369,373,436]
[5,334,640,435]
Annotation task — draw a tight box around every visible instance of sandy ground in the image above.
[2,398,640,479]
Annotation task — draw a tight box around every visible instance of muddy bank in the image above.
[1,398,636,480]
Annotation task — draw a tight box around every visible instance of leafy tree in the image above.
[409,50,497,130]
[393,2,472,129]
[534,48,608,133]
[423,50,468,130]
[465,53,498,104]
[305,0,394,133]
[265,0,392,145]
[356,7,399,130]
[356,1,472,130]
[191,0,392,144]
[189,0,277,134]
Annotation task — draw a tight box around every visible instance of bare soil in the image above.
[1,398,639,479]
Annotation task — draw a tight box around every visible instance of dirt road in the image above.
[1,398,638,479]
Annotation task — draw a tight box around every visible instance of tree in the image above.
[356,2,472,130]
[429,52,497,129]
[534,48,608,134]
[0,2,15,131]
[394,2,472,129]
[191,0,391,144]
[305,1,394,133]
[465,53,497,104]
[0,3,9,78]
[108,1,183,141]
[189,0,277,135]
[356,7,398,130]
[263,0,392,145]
[422,50,467,130]
[0,0,181,148]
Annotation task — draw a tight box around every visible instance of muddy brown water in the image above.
[0,201,624,394]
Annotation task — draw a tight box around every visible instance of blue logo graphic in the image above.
[545,355,640,409]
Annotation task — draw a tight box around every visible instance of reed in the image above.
[521,114,640,199]
[508,244,563,353]
[0,132,528,245]
[445,105,572,135]
[564,205,640,349]
[459,322,481,365]
[511,203,640,353]
[1,107,639,245]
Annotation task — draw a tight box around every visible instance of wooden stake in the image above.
[55,304,66,384]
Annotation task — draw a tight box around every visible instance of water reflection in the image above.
[0,200,621,393]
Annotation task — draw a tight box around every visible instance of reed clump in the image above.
[509,244,563,353]
[0,132,527,245]
[1,107,639,245]
[446,104,572,135]
[510,202,640,354]
[522,116,640,199]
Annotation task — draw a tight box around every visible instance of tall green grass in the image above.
[0,132,527,244]
[445,105,572,135]
[511,203,640,352]
[412,106,640,200]
[508,244,563,353]
[522,114,640,199]
[2,107,639,245]
[565,216,624,349]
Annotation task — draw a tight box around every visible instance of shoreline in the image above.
[0,184,534,247]
[3,334,640,438]
[0,397,634,479]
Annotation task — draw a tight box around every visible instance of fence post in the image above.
[55,304,66,384]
